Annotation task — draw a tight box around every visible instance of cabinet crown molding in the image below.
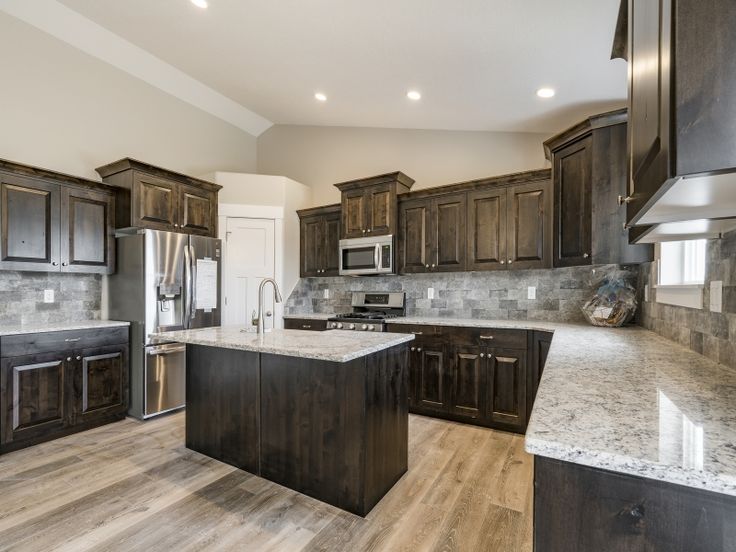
[0,158,112,194]
[95,158,222,193]
[333,171,415,192]
[543,108,628,161]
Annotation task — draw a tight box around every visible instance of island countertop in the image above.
[156,326,414,363]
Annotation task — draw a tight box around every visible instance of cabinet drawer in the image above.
[385,323,437,336]
[283,318,327,331]
[437,326,527,349]
[1,327,129,358]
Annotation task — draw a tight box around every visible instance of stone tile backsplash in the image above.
[638,230,736,370]
[0,271,101,326]
[285,264,629,323]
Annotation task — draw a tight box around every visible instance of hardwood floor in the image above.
[0,412,533,552]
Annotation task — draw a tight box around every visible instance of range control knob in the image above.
[348,323,355,330]
[361,324,368,331]
[336,322,343,329]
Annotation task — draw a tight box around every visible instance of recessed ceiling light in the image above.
[190,0,208,8]
[536,87,555,98]
[314,92,327,102]
[407,90,422,101]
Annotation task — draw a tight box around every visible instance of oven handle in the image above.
[374,243,381,269]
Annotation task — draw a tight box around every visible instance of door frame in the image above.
[218,204,284,328]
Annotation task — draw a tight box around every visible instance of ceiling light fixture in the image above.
[314,92,327,102]
[407,90,422,101]
[190,0,208,8]
[536,87,555,98]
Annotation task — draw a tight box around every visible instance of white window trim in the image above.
[652,243,704,309]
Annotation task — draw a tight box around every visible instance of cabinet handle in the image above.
[64,338,81,342]
[583,253,590,259]
[410,347,416,352]
[618,195,634,205]
[431,263,436,268]
[500,260,505,265]
[66,357,72,362]
[417,347,422,352]
[480,353,485,358]
[174,223,180,228]
[411,331,423,335]
[302,325,312,329]
[367,228,372,233]
[508,259,513,264]
[425,264,430,268]
[480,335,494,340]
[76,356,81,360]
[362,229,366,234]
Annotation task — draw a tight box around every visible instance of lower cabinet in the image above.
[0,327,129,453]
[394,323,536,434]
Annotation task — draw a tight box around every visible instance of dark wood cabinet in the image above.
[0,161,116,274]
[0,327,130,453]
[623,0,736,227]
[96,158,221,238]
[467,178,552,271]
[283,318,328,331]
[389,323,532,434]
[535,456,736,552]
[544,110,653,267]
[61,186,115,274]
[335,172,414,238]
[398,197,430,273]
[297,204,341,277]
[528,330,553,421]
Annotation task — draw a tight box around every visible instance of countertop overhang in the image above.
[155,327,415,363]
[0,319,130,337]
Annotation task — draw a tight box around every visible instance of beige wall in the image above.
[257,124,549,206]
[0,13,256,183]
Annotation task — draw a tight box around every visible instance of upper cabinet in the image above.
[96,158,221,238]
[297,204,340,277]
[544,110,653,266]
[0,160,115,274]
[334,172,414,238]
[622,0,736,231]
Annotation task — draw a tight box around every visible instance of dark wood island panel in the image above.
[185,343,409,516]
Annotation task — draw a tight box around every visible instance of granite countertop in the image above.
[0,320,130,337]
[283,313,334,320]
[156,327,415,363]
[284,312,736,497]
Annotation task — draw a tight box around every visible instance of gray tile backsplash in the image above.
[285,264,631,323]
[638,230,736,370]
[0,271,101,326]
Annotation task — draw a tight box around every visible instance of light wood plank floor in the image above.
[0,412,533,552]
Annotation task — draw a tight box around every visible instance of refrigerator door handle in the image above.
[183,244,192,329]
[190,244,197,321]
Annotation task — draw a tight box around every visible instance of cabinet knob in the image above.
[66,357,72,362]
[367,228,372,233]
[431,264,436,268]
[362,229,366,234]
[76,355,81,360]
[61,262,68,266]
[174,223,180,228]
[508,259,513,264]
[583,253,590,259]
[417,347,422,352]
[500,260,505,265]
[425,264,430,268]
[618,195,634,206]
[52,262,59,266]
[480,353,485,358]
[410,347,415,352]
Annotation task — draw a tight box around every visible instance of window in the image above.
[655,239,707,308]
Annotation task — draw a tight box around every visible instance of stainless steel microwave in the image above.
[339,235,394,276]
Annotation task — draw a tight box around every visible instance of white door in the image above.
[223,218,277,329]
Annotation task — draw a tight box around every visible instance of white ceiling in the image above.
[52,0,626,134]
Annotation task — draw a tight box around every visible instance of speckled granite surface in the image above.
[283,313,736,496]
[157,327,414,363]
[0,320,130,336]
[283,313,333,320]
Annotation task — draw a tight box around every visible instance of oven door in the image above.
[339,236,394,275]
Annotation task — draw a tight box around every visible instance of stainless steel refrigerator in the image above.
[107,229,221,419]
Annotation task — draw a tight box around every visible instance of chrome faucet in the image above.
[255,278,283,334]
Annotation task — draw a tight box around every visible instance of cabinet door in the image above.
[508,180,552,270]
[416,344,447,412]
[0,174,61,271]
[366,183,393,236]
[179,184,216,236]
[467,188,507,271]
[74,344,128,425]
[60,187,114,274]
[132,172,178,231]
[528,331,553,421]
[300,216,323,277]
[341,188,367,238]
[449,346,484,420]
[398,198,431,273]
[554,137,592,267]
[432,193,466,272]
[626,0,672,226]
[486,348,527,432]
[323,212,341,276]
[0,352,72,446]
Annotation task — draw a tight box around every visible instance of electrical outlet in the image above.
[710,281,723,313]
[527,286,536,300]
[43,289,54,303]
[427,287,435,300]
[323,289,330,299]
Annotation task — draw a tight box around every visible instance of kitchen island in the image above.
[158,327,414,516]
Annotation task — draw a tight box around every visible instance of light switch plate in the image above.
[323,289,330,299]
[44,289,54,303]
[527,286,536,300]
[710,281,723,313]
[427,287,435,300]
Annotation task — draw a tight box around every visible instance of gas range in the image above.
[327,292,405,332]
